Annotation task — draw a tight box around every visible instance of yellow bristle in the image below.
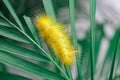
[34,14,76,65]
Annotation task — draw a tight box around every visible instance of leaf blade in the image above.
[0,51,65,80]
[69,0,82,79]
[0,17,13,27]
[23,15,41,45]
[0,39,50,62]
[2,0,24,31]
[90,0,96,79]
[0,26,30,43]
[109,30,120,80]
[42,0,56,21]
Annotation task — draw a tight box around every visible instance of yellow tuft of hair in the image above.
[34,14,76,65]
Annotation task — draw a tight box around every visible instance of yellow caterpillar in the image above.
[34,14,76,65]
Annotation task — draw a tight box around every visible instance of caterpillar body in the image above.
[34,14,76,65]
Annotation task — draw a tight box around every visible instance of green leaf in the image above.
[23,15,41,45]
[0,26,30,43]
[0,72,31,80]
[0,17,13,27]
[109,30,120,80]
[0,12,18,29]
[64,66,72,80]
[95,24,104,66]
[90,0,96,79]
[77,37,91,80]
[69,0,82,79]
[0,39,50,62]
[23,15,44,53]
[100,29,120,78]
[2,0,24,31]
[0,51,65,80]
[42,0,56,21]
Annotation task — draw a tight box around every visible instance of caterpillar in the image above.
[34,14,76,65]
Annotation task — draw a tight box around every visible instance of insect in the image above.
[34,14,76,65]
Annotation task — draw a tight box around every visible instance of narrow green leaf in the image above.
[77,38,90,80]
[0,51,65,80]
[0,17,13,27]
[2,0,24,31]
[0,12,18,29]
[109,30,120,80]
[0,26,30,43]
[47,46,62,73]
[23,15,43,53]
[100,29,120,78]
[69,0,82,79]
[90,0,96,79]
[95,25,104,66]
[23,15,41,45]
[0,39,50,62]
[42,0,56,21]
[64,66,72,80]
[0,72,31,80]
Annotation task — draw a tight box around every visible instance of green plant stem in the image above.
[90,0,96,80]
[109,31,120,80]
[69,0,82,80]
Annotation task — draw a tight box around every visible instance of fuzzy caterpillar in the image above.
[34,14,76,65]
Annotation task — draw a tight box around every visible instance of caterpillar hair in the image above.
[34,14,76,65]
